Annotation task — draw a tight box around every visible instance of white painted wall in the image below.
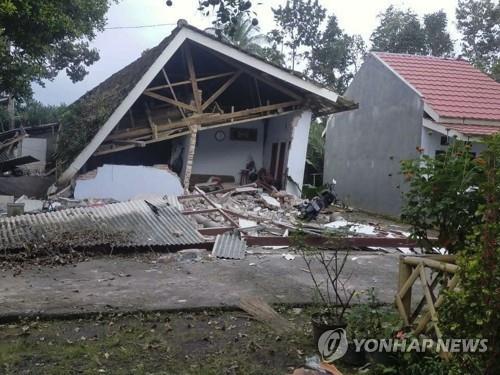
[421,127,487,157]
[74,164,183,200]
[263,113,294,174]
[286,111,312,196]
[191,120,265,182]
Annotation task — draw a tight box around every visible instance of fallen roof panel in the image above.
[212,233,246,260]
[0,197,205,251]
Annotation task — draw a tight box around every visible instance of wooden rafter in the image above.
[96,109,299,156]
[107,100,301,142]
[184,44,202,112]
[202,71,242,111]
[201,46,302,101]
[162,68,186,119]
[143,91,197,113]
[145,72,235,92]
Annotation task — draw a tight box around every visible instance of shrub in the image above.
[401,140,484,253]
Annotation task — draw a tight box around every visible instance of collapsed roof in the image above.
[56,21,357,186]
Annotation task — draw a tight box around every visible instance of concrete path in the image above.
[0,250,400,320]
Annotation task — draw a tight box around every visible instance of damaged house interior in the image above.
[53,22,356,199]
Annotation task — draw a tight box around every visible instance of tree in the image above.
[371,6,427,55]
[269,0,326,70]
[16,100,67,127]
[456,0,500,80]
[371,6,455,57]
[308,15,365,93]
[306,118,326,176]
[0,0,116,101]
[207,14,284,65]
[423,10,454,57]
[168,0,257,34]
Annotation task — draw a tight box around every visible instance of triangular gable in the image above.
[57,23,355,186]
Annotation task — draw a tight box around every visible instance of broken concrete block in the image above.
[260,193,281,209]
[0,195,14,212]
[15,195,44,213]
[74,164,183,201]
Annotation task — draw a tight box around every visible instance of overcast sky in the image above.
[33,0,461,105]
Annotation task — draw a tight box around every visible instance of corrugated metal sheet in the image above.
[212,233,246,260]
[0,197,204,250]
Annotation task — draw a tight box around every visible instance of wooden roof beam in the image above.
[145,72,235,92]
[143,91,197,113]
[202,71,242,111]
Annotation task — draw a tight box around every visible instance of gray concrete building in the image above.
[325,52,500,217]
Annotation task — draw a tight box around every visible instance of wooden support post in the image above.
[183,124,199,191]
[398,256,413,325]
[144,102,158,140]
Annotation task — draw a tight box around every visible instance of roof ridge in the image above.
[372,51,464,62]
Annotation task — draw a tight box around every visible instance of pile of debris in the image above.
[0,176,421,264]
[179,183,419,258]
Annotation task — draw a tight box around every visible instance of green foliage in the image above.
[308,15,366,93]
[371,6,427,54]
[54,97,109,173]
[208,14,285,66]
[401,141,484,253]
[439,135,500,374]
[371,6,453,57]
[369,352,451,375]
[269,0,326,70]
[306,119,326,175]
[0,0,117,100]
[15,100,66,127]
[423,11,454,57]
[194,0,258,33]
[456,0,500,81]
[346,289,403,340]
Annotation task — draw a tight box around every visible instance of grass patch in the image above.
[0,307,359,375]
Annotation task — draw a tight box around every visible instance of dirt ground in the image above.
[0,307,359,375]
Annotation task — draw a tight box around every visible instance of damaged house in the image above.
[54,21,356,200]
[325,52,500,216]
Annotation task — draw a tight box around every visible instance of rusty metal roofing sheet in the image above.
[0,197,204,250]
[212,233,246,260]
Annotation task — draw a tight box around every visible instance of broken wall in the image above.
[286,111,312,196]
[191,120,265,182]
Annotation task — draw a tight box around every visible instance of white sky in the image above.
[33,0,460,105]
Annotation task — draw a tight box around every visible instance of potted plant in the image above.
[346,288,403,366]
[294,229,355,344]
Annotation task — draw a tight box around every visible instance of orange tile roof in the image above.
[375,52,500,122]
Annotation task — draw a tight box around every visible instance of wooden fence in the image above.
[395,255,459,340]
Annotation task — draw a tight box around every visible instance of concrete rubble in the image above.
[0,172,420,259]
[180,182,419,256]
